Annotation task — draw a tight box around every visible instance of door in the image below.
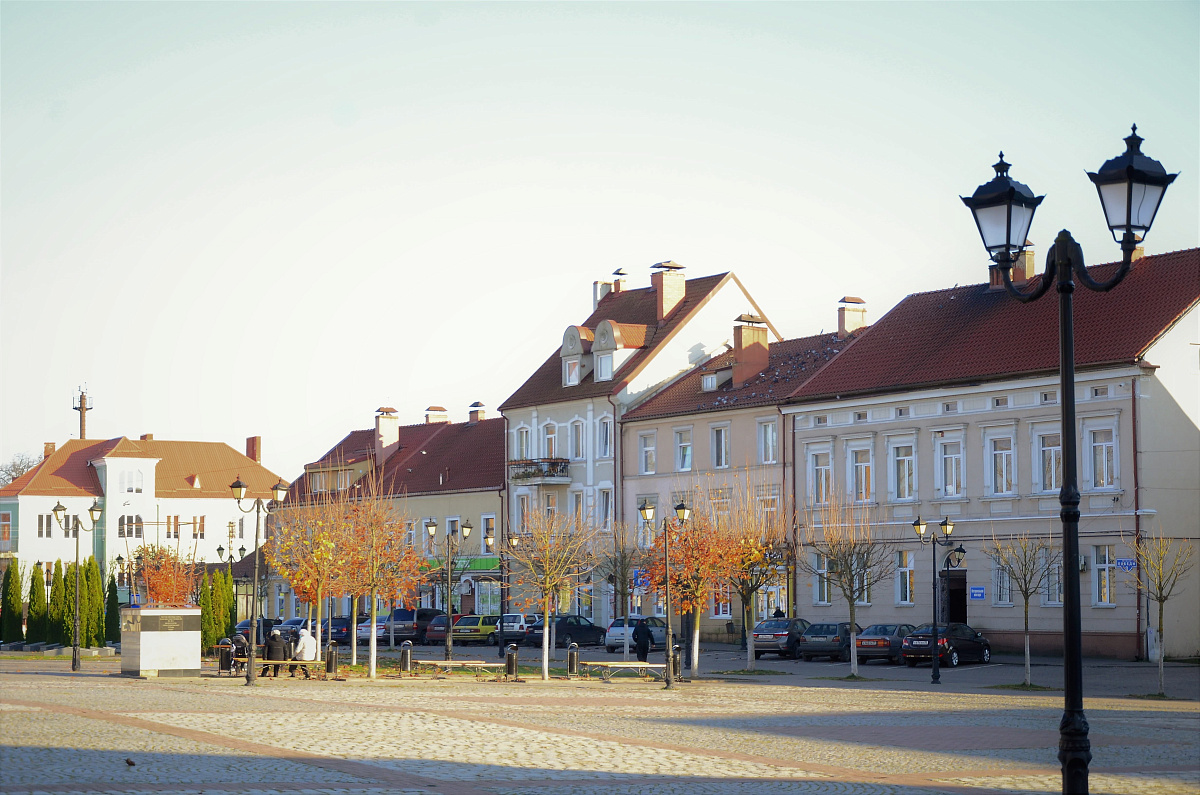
[945,571,967,623]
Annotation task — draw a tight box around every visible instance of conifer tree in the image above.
[210,570,227,640]
[199,571,215,650]
[105,573,120,643]
[78,560,94,648]
[0,562,23,642]
[48,561,65,646]
[88,558,105,647]
[62,562,77,648]
[27,565,47,644]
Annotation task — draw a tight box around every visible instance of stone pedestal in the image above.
[120,607,201,677]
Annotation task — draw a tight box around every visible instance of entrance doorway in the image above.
[944,570,967,623]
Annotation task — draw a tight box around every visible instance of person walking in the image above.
[632,618,651,664]
[290,628,318,679]
[262,629,289,678]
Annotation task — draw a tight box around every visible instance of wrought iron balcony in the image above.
[508,458,571,483]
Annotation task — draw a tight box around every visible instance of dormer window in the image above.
[701,374,717,392]
[596,353,613,382]
[564,359,580,386]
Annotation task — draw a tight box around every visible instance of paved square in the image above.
[0,657,1196,795]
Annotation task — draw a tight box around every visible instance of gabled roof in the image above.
[789,248,1199,403]
[306,429,377,470]
[624,332,858,422]
[0,437,283,499]
[501,273,770,411]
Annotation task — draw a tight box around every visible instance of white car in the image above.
[605,615,674,653]
[355,615,389,643]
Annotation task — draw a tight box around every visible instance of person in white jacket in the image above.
[290,628,318,679]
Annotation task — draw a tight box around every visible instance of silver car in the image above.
[605,615,674,653]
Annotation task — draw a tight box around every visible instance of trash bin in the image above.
[670,644,682,679]
[399,640,412,673]
[505,644,519,678]
[325,641,338,677]
[566,643,579,677]
[217,640,232,675]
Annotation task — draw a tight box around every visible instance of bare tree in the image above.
[797,490,897,676]
[506,507,600,680]
[0,452,38,487]
[1125,525,1195,697]
[594,521,647,660]
[988,530,1059,687]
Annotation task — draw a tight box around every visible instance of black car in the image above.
[797,621,862,662]
[901,623,992,667]
[277,617,319,643]
[855,623,916,664]
[525,614,605,647]
[752,617,811,659]
[324,615,356,645]
[234,617,278,645]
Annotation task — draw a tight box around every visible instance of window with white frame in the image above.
[569,493,584,527]
[543,424,558,458]
[758,420,778,464]
[595,353,613,381]
[309,472,326,493]
[813,553,831,604]
[757,485,779,524]
[639,433,656,475]
[404,521,416,548]
[897,550,914,604]
[598,489,612,530]
[597,419,612,458]
[891,442,915,501]
[936,438,964,498]
[516,428,531,460]
[993,561,1013,605]
[701,374,717,392]
[570,421,585,460]
[518,495,530,531]
[636,496,657,548]
[675,429,692,472]
[810,449,832,504]
[987,434,1016,496]
[853,558,872,605]
[564,359,580,386]
[710,584,732,618]
[543,492,556,516]
[849,445,873,503]
[1043,550,1063,606]
[1037,431,1062,493]
[1089,427,1117,489]
[336,470,353,491]
[1094,545,1115,605]
[708,488,731,524]
[481,515,495,552]
[712,425,730,469]
[0,511,9,543]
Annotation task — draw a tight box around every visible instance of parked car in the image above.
[855,623,916,664]
[234,617,279,645]
[423,614,450,645]
[356,614,391,644]
[797,621,862,661]
[277,617,319,643]
[384,607,446,644]
[500,613,541,639]
[901,623,992,668]
[452,614,501,645]
[324,615,356,645]
[525,614,605,647]
[751,617,812,659]
[604,616,675,653]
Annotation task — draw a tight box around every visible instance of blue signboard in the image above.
[1116,558,1137,573]
[969,585,986,601]
[631,568,649,588]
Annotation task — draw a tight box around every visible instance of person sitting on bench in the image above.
[262,629,289,678]
[290,628,317,679]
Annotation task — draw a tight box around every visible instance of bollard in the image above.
[399,640,412,673]
[566,642,579,678]
[326,641,338,678]
[671,644,682,679]
[505,644,519,678]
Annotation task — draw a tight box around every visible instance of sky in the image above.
[2,2,1197,483]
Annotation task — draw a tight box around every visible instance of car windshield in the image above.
[808,624,836,634]
[455,616,479,626]
[392,609,414,621]
[755,620,789,631]
[863,625,897,635]
[912,624,946,634]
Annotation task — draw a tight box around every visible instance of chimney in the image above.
[468,402,486,424]
[732,315,769,387]
[593,281,614,311]
[837,296,867,339]
[140,433,154,441]
[1131,245,1145,263]
[425,405,450,424]
[989,247,1037,290]
[375,407,400,464]
[246,436,262,464]
[43,442,56,460]
[651,261,686,324]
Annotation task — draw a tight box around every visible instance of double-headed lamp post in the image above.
[51,498,102,672]
[229,475,290,686]
[426,517,472,661]
[911,517,964,685]
[961,126,1176,795]
[638,500,690,690]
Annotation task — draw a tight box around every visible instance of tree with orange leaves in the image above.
[135,544,202,606]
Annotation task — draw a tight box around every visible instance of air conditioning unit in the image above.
[1078,555,1088,572]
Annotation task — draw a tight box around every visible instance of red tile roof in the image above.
[500,273,773,411]
[790,248,1199,402]
[624,332,859,421]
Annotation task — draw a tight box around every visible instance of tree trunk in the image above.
[1023,598,1031,687]
[1157,598,1165,697]
[314,586,323,659]
[350,595,358,667]
[848,601,858,676]
[540,595,552,681]
[691,620,701,676]
[368,588,378,679]
[744,599,756,671]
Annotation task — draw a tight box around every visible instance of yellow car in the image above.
[451,614,501,646]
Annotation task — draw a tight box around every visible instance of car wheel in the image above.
[905,657,917,668]
[606,646,617,654]
[802,654,812,662]
[754,651,763,659]
[947,649,960,667]
[981,646,991,664]
[839,646,851,663]
[889,655,900,665]
[487,634,498,646]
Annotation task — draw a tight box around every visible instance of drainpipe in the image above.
[608,394,621,618]
[1132,376,1143,660]
[780,405,797,617]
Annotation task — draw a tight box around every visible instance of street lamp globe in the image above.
[461,519,473,540]
[238,545,247,560]
[960,153,1044,264]
[216,546,225,561]
[912,517,927,537]
[948,545,967,569]
[638,501,655,524]
[52,501,66,524]
[88,499,102,524]
[1088,125,1178,243]
[229,477,248,501]
[271,479,289,503]
[674,502,690,523]
[425,519,438,537]
[939,517,955,537]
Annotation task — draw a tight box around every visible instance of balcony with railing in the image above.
[508,459,571,484]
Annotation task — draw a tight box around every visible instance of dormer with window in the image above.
[560,326,594,387]
[591,320,648,382]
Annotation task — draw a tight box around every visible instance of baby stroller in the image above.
[230,634,249,675]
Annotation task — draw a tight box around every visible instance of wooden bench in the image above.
[231,657,325,679]
[579,661,667,682]
[411,658,509,680]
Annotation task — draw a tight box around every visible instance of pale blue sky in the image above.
[3,2,1197,481]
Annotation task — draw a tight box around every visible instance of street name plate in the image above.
[1116,558,1136,572]
[969,586,986,600]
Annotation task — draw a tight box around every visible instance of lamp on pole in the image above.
[485,522,506,658]
[638,500,689,689]
[229,475,289,686]
[426,517,472,661]
[912,516,960,685]
[962,126,1175,795]
[51,498,102,672]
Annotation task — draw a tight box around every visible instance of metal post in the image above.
[444,532,454,661]
[931,540,940,685]
[663,518,673,690]
[246,500,262,685]
[72,521,81,672]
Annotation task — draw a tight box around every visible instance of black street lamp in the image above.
[426,517,472,661]
[639,500,689,689]
[962,126,1175,795]
[51,498,102,672]
[230,475,290,686]
[911,517,961,685]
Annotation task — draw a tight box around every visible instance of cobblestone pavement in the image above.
[0,658,1196,795]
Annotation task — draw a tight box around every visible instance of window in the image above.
[596,353,613,381]
[0,512,10,543]
[516,428,531,460]
[708,488,731,526]
[1092,385,1110,399]
[1094,545,1115,605]
[404,521,416,548]
[569,492,584,527]
[192,516,206,540]
[897,551,914,604]
[853,411,868,423]
[851,448,872,502]
[542,424,557,458]
[543,492,556,516]
[895,406,910,418]
[570,421,585,460]
[757,485,779,523]
[518,495,530,530]
[994,562,1013,605]
[853,559,872,605]
[38,514,49,538]
[712,426,730,469]
[336,470,353,491]
[1043,550,1063,606]
[564,359,580,386]
[309,472,326,493]
[120,470,144,494]
[813,553,831,605]
[238,517,244,539]
[813,415,828,427]
[1041,390,1058,405]
[674,429,692,471]
[701,374,717,392]
[993,396,1009,409]
[943,401,959,414]
[892,444,915,501]
[1091,429,1116,488]
[639,433,656,475]
[710,585,732,618]
[1039,433,1062,492]
[758,421,778,464]
[637,497,657,548]
[598,489,612,531]
[938,440,963,498]
[480,516,495,554]
[597,419,612,458]
[989,437,1015,495]
[811,451,831,504]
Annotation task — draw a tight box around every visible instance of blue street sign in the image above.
[969,586,986,600]
[1116,558,1137,573]
[632,568,649,588]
